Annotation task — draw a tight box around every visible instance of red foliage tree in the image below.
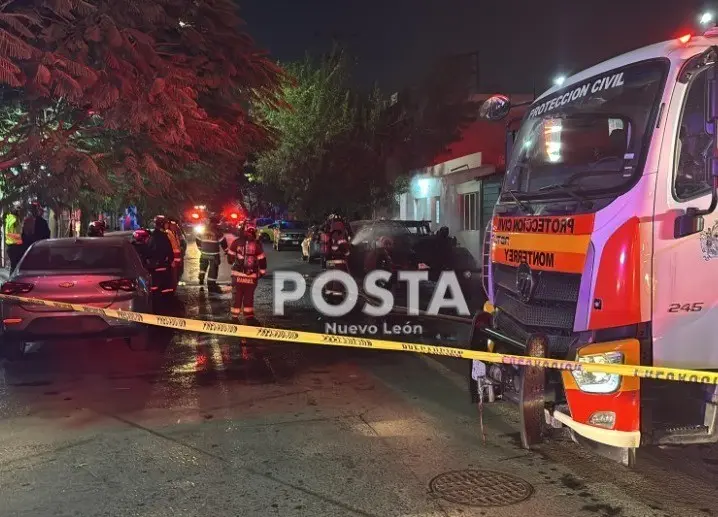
[0,0,283,205]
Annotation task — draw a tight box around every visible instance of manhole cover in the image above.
[429,469,534,507]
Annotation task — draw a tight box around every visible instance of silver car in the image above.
[0,237,152,359]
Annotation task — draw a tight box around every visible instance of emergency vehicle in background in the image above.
[474,28,718,466]
[187,205,209,235]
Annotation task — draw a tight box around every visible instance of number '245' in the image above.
[668,302,704,313]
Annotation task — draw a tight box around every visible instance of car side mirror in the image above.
[674,208,705,238]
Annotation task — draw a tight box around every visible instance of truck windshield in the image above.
[503,60,667,200]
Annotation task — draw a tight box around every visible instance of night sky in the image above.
[239,0,704,95]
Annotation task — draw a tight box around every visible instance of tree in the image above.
[0,0,283,209]
[254,48,479,221]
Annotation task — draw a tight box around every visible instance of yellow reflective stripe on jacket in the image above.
[4,214,22,245]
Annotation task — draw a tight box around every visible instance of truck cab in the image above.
[475,30,718,466]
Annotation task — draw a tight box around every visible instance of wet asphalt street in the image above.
[1,240,718,516]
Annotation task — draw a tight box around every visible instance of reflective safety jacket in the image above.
[326,229,350,264]
[228,237,267,283]
[4,213,22,245]
[166,229,181,262]
[196,227,227,257]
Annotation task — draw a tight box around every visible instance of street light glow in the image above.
[553,76,566,86]
[700,11,714,25]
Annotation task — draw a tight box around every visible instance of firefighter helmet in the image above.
[154,215,167,229]
[88,221,104,237]
[244,222,257,239]
[132,229,150,244]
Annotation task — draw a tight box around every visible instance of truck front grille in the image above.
[492,263,580,357]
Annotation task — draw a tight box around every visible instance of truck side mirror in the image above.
[479,95,512,121]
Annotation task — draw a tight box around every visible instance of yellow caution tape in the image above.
[2,293,718,385]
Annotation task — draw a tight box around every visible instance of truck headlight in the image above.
[571,351,623,394]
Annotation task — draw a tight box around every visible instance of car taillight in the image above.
[100,279,137,292]
[0,282,34,295]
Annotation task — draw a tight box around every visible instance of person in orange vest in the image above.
[4,203,24,272]
[227,221,267,323]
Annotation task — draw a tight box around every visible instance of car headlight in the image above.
[571,351,623,393]
[194,224,205,235]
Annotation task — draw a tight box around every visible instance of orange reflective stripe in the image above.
[492,214,595,235]
[491,247,586,274]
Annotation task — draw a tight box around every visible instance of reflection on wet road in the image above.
[1,245,718,517]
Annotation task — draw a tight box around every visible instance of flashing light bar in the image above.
[678,33,692,44]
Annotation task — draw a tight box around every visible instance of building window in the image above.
[434,197,440,224]
[460,192,478,231]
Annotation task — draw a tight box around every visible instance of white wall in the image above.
[399,156,499,265]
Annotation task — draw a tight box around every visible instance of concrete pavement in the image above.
[0,245,717,516]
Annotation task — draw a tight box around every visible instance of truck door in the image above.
[652,66,718,370]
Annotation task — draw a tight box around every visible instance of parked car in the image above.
[301,225,322,262]
[273,220,308,251]
[254,219,276,243]
[0,237,153,359]
[348,220,421,276]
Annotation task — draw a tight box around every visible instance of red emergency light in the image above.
[678,33,692,44]
[230,213,238,220]
[191,212,200,220]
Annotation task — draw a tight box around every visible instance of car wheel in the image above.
[1,338,27,361]
[126,331,150,352]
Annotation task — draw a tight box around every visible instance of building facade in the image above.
[397,94,532,265]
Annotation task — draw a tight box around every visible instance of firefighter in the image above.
[87,221,105,237]
[4,202,23,272]
[227,221,266,323]
[167,218,186,280]
[196,215,227,292]
[131,229,151,265]
[148,215,175,293]
[323,216,351,298]
[319,212,352,269]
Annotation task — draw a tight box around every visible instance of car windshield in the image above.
[503,60,667,199]
[279,221,307,230]
[374,223,411,236]
[20,245,126,270]
[402,222,431,235]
